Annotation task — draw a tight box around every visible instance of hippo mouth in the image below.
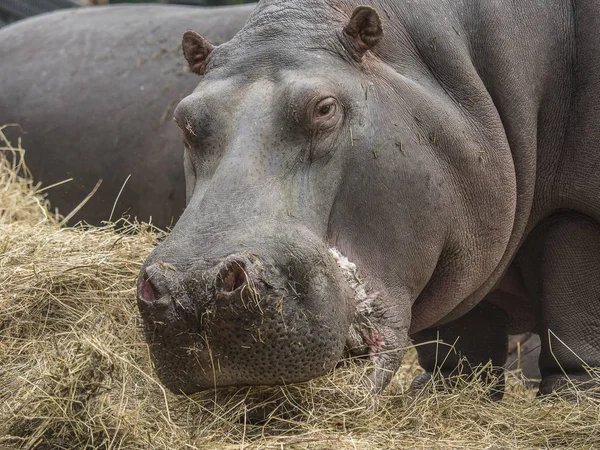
[137,248,353,393]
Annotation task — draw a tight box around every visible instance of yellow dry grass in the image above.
[1,128,599,449]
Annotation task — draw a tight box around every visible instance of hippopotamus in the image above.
[506,333,542,383]
[0,3,254,227]
[137,0,600,397]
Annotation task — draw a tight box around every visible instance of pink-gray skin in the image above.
[138,0,600,396]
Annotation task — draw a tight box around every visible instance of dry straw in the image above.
[1,126,599,449]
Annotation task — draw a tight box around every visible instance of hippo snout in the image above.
[137,254,267,331]
[216,257,248,293]
[136,249,354,393]
[138,263,179,306]
[138,255,255,307]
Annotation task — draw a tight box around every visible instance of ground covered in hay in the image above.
[1,128,599,449]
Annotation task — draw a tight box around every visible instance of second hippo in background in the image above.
[0,3,255,227]
[506,333,542,384]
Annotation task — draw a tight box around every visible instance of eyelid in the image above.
[316,98,336,113]
[310,96,341,129]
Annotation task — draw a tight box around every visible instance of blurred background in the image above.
[0,0,254,28]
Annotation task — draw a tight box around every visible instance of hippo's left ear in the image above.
[182,30,215,75]
[343,6,383,60]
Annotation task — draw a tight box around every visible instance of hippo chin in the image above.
[139,0,600,396]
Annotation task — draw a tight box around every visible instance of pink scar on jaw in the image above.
[365,332,385,354]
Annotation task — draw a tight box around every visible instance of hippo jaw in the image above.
[138,243,354,393]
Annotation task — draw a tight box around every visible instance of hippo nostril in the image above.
[221,262,247,292]
[139,274,157,303]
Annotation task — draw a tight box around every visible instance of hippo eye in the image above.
[318,103,332,115]
[312,97,339,129]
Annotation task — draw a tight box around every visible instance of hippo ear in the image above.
[182,30,215,75]
[343,6,383,60]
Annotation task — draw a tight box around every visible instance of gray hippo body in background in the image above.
[137,0,600,397]
[506,333,542,383]
[0,3,254,227]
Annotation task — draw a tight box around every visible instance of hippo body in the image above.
[135,0,600,396]
[506,333,542,383]
[0,4,254,227]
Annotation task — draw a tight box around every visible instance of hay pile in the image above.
[1,127,599,449]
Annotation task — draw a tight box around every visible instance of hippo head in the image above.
[138,1,516,393]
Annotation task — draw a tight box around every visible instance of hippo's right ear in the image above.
[343,6,383,61]
[182,30,215,75]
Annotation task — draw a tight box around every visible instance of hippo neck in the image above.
[375,0,574,327]
[445,0,575,322]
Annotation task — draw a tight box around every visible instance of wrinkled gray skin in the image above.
[0,4,254,227]
[138,0,600,396]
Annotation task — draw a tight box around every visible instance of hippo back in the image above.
[0,4,254,227]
